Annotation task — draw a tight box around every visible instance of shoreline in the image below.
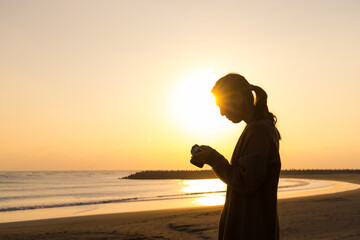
[1,177,357,224]
[1,174,359,240]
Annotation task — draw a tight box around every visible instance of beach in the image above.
[0,174,359,240]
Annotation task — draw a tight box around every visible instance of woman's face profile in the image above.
[215,93,247,123]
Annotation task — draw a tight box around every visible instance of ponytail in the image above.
[250,85,268,120]
[250,85,281,139]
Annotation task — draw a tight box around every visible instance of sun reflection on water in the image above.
[182,179,226,206]
[193,193,226,206]
[182,179,226,193]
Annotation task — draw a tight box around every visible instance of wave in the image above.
[0,190,226,212]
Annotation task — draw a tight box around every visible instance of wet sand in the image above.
[0,174,359,240]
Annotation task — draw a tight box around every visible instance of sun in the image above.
[171,70,231,135]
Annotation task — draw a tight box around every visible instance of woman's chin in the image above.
[228,117,242,124]
[224,114,242,123]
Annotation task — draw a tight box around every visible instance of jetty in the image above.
[122,169,360,180]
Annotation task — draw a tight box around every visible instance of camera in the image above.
[190,144,204,168]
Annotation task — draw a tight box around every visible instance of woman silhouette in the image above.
[191,73,281,240]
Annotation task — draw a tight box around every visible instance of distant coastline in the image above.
[122,170,216,179]
[122,169,360,180]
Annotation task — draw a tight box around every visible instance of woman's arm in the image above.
[192,126,270,196]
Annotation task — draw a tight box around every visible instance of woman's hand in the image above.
[190,145,221,166]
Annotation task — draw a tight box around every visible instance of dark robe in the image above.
[209,118,281,240]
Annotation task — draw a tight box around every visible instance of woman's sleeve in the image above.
[209,127,270,196]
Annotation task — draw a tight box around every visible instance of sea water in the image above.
[0,171,336,223]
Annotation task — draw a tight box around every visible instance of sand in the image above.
[0,174,359,240]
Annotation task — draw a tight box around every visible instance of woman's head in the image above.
[211,74,254,123]
[212,73,278,126]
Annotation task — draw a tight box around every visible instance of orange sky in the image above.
[1,0,360,170]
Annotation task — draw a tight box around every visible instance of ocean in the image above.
[0,171,335,223]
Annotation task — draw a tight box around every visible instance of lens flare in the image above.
[171,70,232,135]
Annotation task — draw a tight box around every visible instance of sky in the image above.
[1,0,359,171]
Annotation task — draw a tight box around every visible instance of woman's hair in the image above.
[212,73,281,139]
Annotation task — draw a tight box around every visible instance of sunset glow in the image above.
[171,70,228,135]
[1,1,359,170]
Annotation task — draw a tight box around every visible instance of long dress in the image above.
[209,118,281,240]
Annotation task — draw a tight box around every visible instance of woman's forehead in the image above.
[214,91,244,100]
[215,94,236,105]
